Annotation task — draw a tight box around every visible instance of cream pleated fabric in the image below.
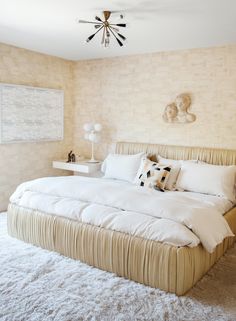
[7,204,236,295]
[115,142,236,166]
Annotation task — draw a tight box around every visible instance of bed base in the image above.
[7,203,236,296]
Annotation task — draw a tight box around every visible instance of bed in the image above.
[7,142,236,295]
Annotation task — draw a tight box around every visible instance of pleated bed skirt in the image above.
[7,203,236,295]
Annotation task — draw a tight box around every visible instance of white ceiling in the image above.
[0,0,235,61]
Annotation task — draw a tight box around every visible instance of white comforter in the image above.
[10,176,234,253]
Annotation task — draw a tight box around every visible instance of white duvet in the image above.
[10,176,235,253]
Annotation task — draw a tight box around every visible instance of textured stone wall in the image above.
[1,43,236,210]
[73,45,236,160]
[0,43,74,211]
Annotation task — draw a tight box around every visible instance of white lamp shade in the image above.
[88,132,100,143]
[83,123,94,132]
[94,123,102,132]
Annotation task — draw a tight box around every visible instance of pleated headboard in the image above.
[115,142,236,166]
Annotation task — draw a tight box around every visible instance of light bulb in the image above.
[94,123,102,132]
[83,123,94,132]
[105,38,109,48]
[88,132,97,142]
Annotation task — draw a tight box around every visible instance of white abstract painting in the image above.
[0,83,64,143]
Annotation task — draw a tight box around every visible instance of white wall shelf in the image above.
[52,160,102,175]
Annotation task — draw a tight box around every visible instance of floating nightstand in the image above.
[52,160,102,177]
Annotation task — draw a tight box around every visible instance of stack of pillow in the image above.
[102,152,236,203]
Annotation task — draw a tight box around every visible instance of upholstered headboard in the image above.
[115,142,236,166]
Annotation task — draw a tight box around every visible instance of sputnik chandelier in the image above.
[78,11,127,47]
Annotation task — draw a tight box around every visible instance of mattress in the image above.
[9,175,234,253]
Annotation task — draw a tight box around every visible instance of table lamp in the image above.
[83,123,102,163]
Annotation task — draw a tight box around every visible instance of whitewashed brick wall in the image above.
[73,45,236,160]
[0,43,74,211]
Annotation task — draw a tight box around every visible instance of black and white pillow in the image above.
[137,159,171,191]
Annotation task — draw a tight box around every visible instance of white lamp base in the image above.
[87,159,99,163]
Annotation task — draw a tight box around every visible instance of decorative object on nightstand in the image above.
[83,123,102,163]
[67,150,76,162]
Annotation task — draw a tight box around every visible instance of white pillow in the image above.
[176,162,236,202]
[103,152,146,183]
[157,156,197,190]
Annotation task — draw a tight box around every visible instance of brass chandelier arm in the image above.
[109,26,126,40]
[109,26,120,32]
[116,32,126,41]
[108,26,123,46]
[79,20,103,25]
[101,27,105,44]
[105,25,110,37]
[109,23,126,27]
[95,16,103,22]
[87,25,104,42]
[91,25,104,36]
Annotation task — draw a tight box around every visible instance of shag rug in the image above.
[0,213,236,321]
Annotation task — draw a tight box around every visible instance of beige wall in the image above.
[73,45,236,160]
[0,43,74,211]
[1,43,236,210]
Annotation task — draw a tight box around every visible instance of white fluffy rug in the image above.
[0,213,236,321]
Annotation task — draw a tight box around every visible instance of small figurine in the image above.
[67,150,76,162]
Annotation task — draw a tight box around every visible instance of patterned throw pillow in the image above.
[137,159,171,191]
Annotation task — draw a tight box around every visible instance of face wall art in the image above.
[163,94,196,123]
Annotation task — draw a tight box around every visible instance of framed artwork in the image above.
[0,83,64,143]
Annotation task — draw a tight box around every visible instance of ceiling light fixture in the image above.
[78,11,127,48]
